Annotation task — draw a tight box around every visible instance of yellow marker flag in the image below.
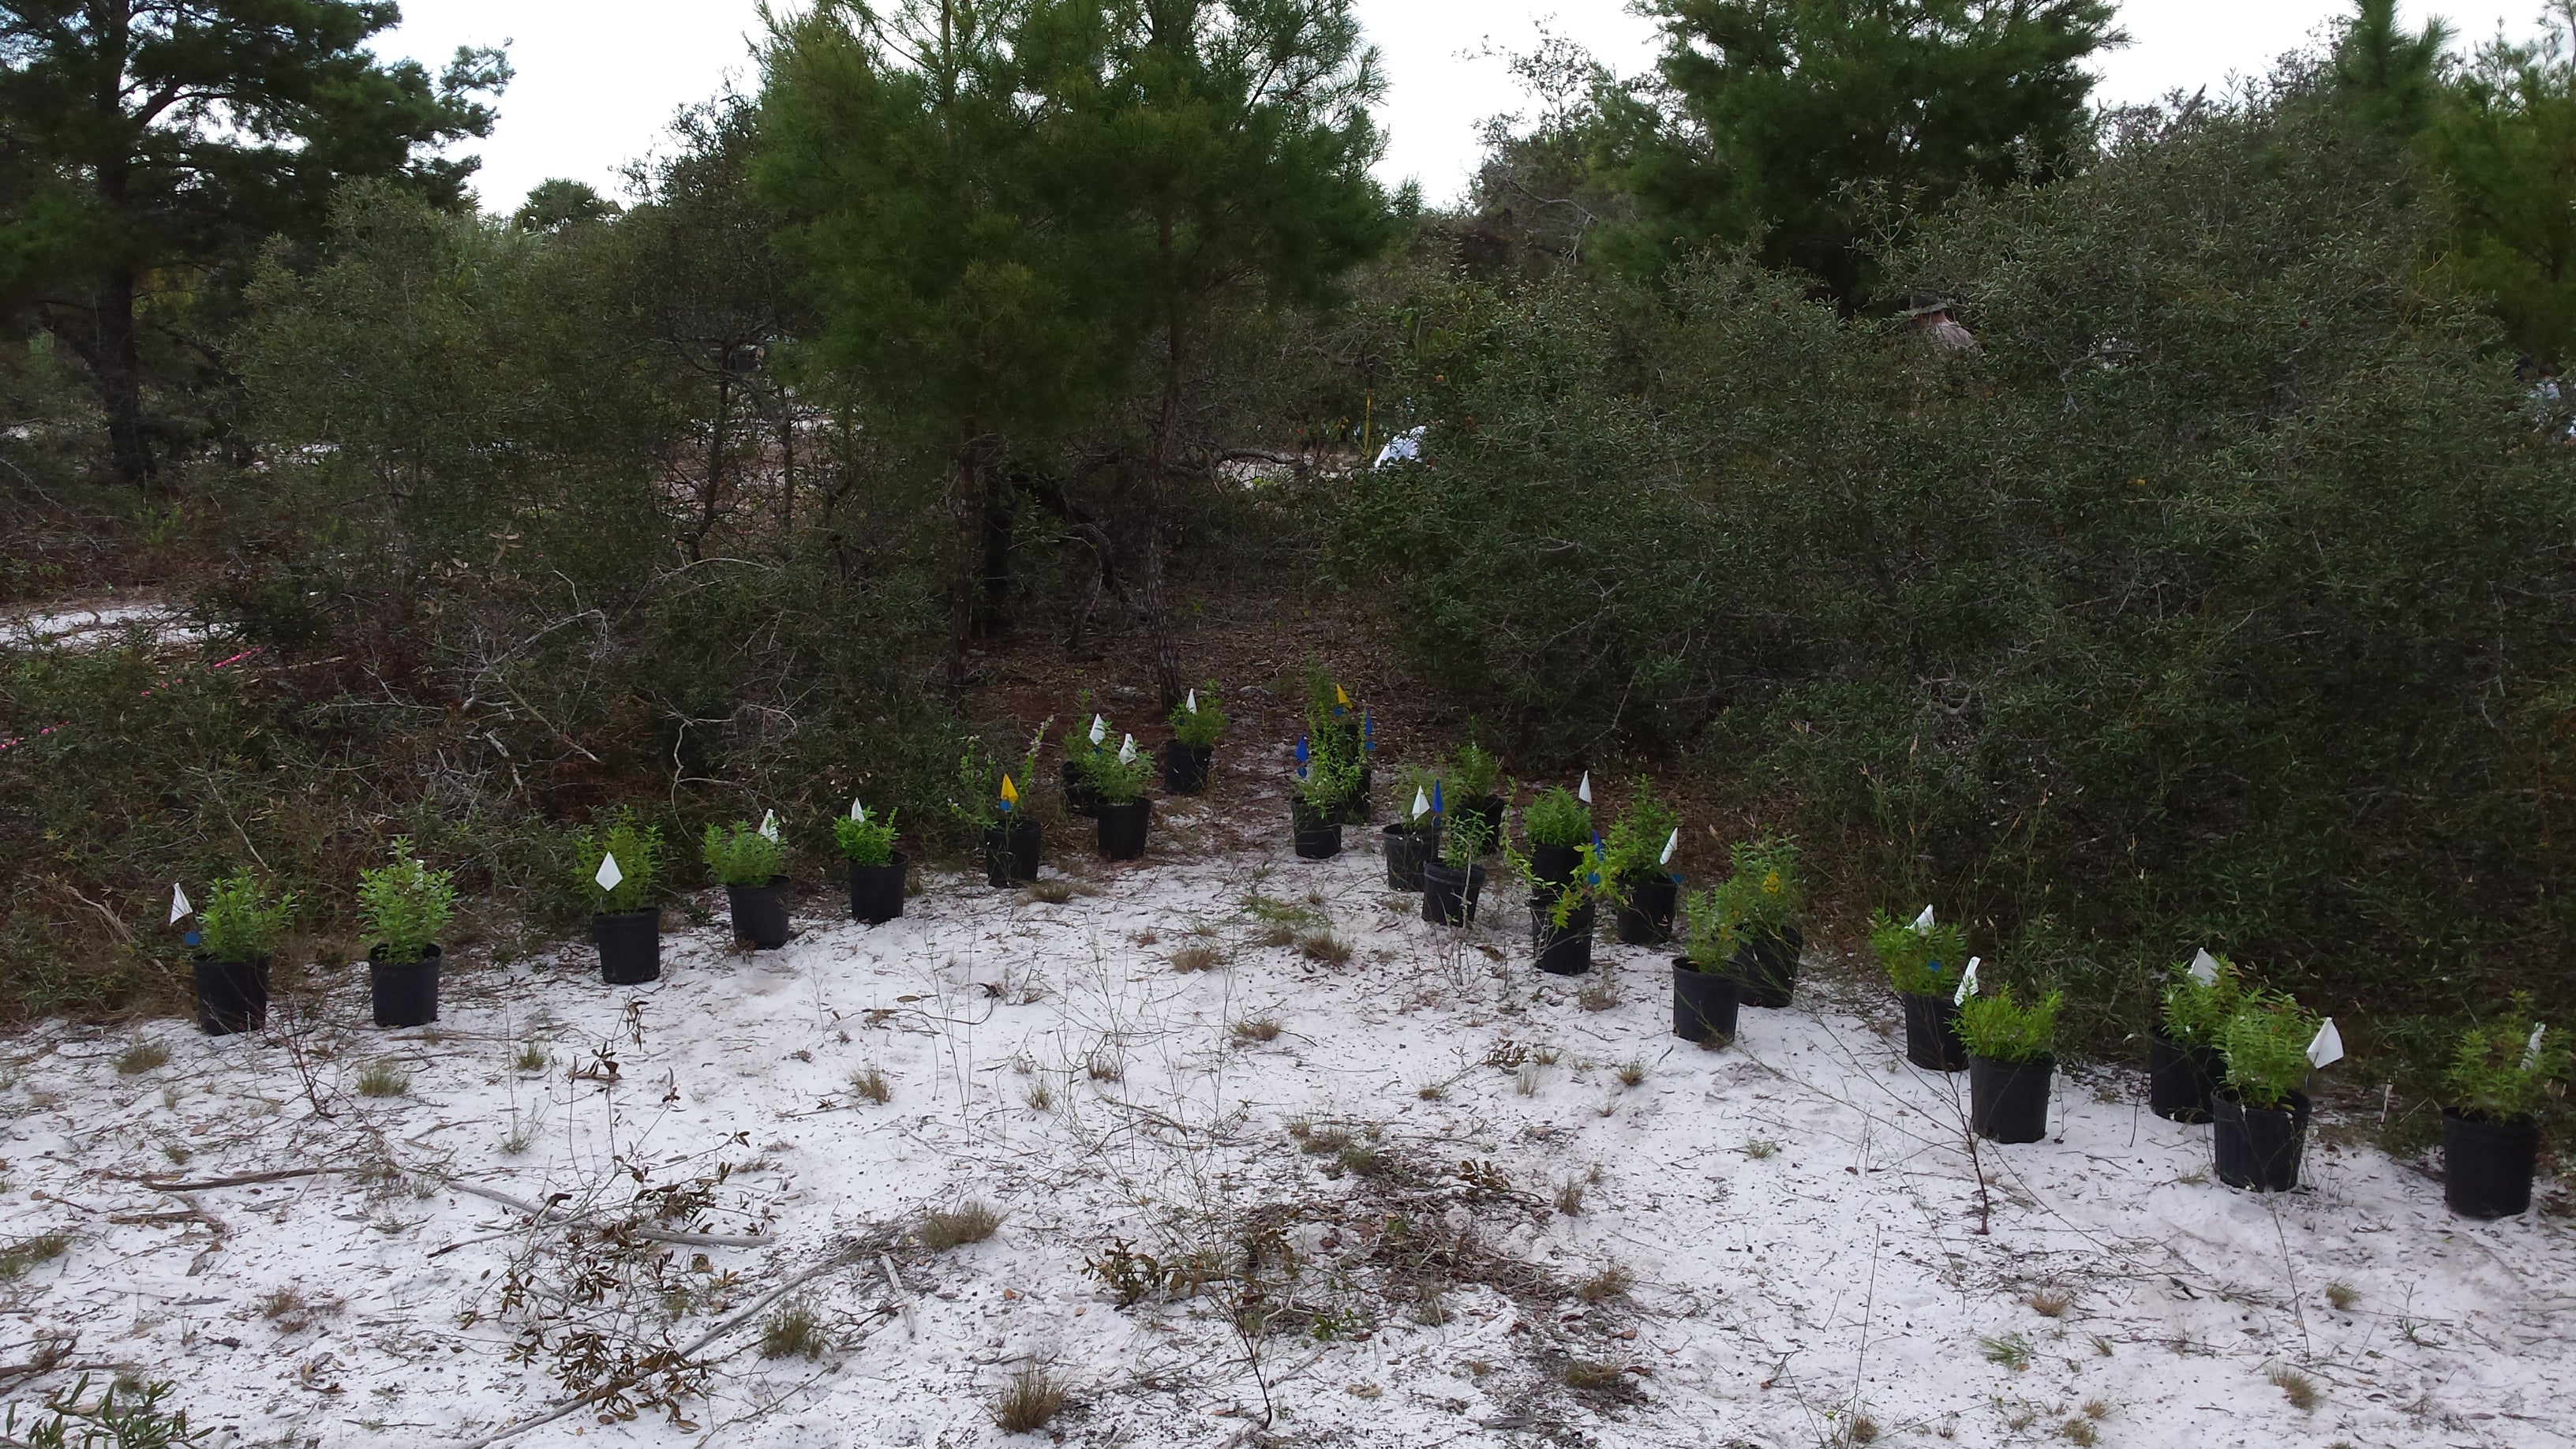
[1335,683,1351,706]
[999,774,1020,806]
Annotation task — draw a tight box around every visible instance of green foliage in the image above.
[1170,686,1227,749]
[952,725,1050,828]
[358,840,455,964]
[1679,886,1736,971]
[1958,988,2061,1065]
[1078,747,1154,807]
[1524,787,1592,848]
[2443,1015,2568,1119]
[1870,908,1969,997]
[197,872,294,964]
[2220,994,2323,1110]
[701,822,784,888]
[833,809,899,867]
[1295,743,1363,815]
[575,811,665,915]
[1393,764,1441,824]
[2159,953,2245,1046]
[0,1374,209,1448]
[1447,741,1502,800]
[1600,779,1679,882]
[1713,834,1804,938]
[1440,804,1496,867]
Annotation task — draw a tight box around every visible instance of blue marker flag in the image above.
[1430,780,1444,815]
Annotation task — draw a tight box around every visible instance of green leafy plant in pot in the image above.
[1291,732,1360,860]
[1601,780,1681,945]
[1420,792,1491,926]
[955,726,1046,886]
[1871,907,1971,1071]
[1302,672,1372,825]
[1672,888,1739,1046]
[704,818,790,950]
[193,871,294,1035]
[1959,983,2060,1144]
[1082,736,1155,861]
[1165,685,1226,794]
[1715,833,1805,1008]
[1447,740,1505,847]
[577,809,665,985]
[836,803,905,926]
[2153,950,2242,1123]
[2439,1011,2566,1219]
[1522,785,1593,890]
[1383,764,1444,891]
[2214,993,2327,1192]
[360,840,455,1028]
[1061,701,1110,817]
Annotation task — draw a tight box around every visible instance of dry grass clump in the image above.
[2325,1280,2359,1311]
[1554,1179,1587,1215]
[990,1362,1066,1433]
[2060,1420,2098,1447]
[511,1041,550,1073]
[1576,1264,1633,1303]
[1169,942,1225,974]
[2267,1365,2319,1411]
[1025,879,1076,905]
[1294,928,1352,965]
[1560,1359,1629,1392]
[1515,1063,1541,1096]
[849,1067,892,1104]
[760,1301,828,1359]
[2027,1286,2073,1318]
[1577,979,1619,1012]
[1024,1080,1054,1110]
[920,1200,1003,1252]
[354,1061,410,1098]
[1616,1058,1646,1087]
[0,1234,70,1283]
[1230,1016,1282,1043]
[255,1286,345,1331]
[1084,1053,1125,1084]
[114,1041,170,1076]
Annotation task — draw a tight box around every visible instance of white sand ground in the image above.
[2,595,206,651]
[2,796,2568,1448]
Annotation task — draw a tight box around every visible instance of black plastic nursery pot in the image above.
[1291,804,1344,860]
[1097,800,1152,861]
[593,909,663,986]
[848,853,907,926]
[2443,1109,2539,1219]
[1613,874,1680,946]
[2212,1090,2311,1193]
[1968,1054,2054,1144]
[1421,861,1486,927]
[1530,896,1597,975]
[2148,1032,2222,1124]
[725,876,792,950]
[369,945,441,1028]
[1900,990,1968,1073]
[1530,844,1584,889]
[1672,958,1739,1044]
[1062,760,1103,818]
[985,822,1043,886]
[1383,822,1440,891]
[1730,926,1803,1009]
[192,954,270,1035]
[1163,740,1213,795]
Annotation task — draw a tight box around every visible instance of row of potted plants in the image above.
[179,839,459,1035]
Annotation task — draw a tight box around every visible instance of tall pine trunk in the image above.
[1141,223,1187,712]
[944,436,990,695]
[92,269,155,486]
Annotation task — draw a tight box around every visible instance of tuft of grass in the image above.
[1533,1044,1563,1065]
[1616,1058,1646,1087]
[2028,1287,2072,1318]
[1576,1264,1633,1304]
[2267,1365,2318,1411]
[0,1234,70,1282]
[1554,1179,1587,1215]
[2325,1280,2359,1311]
[1294,929,1352,966]
[1024,1080,1054,1110]
[1560,1360,1628,1392]
[1741,1138,1778,1160]
[114,1041,170,1076]
[1515,1063,1541,1097]
[1847,1415,1881,1446]
[2060,1419,2099,1447]
[1169,943,1224,974]
[1252,919,1297,948]
[512,1041,550,1073]
[1696,1028,1733,1051]
[1416,1080,1448,1100]
[1025,879,1076,905]
[1230,1016,1282,1044]
[920,1200,1002,1252]
[2080,1398,2111,1421]
[1336,1142,1385,1178]
[849,1067,892,1105]
[1408,1285,1451,1325]
[990,1361,1067,1434]
[354,1061,410,1099]
[1577,979,1618,1012]
[1085,1054,1124,1084]
[1979,1332,2032,1370]
[759,1301,828,1360]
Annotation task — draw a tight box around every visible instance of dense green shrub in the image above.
[702,823,785,887]
[198,872,296,964]
[2221,994,2323,1109]
[358,841,456,963]
[1959,988,2061,1065]
[1870,908,1970,998]
[2444,1017,2568,1120]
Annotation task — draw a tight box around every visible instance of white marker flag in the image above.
[1953,956,1982,1006]
[1185,690,1198,713]
[1412,787,1432,821]
[758,811,781,843]
[2189,948,2221,985]
[1661,828,1680,867]
[1118,734,1138,765]
[1088,715,1107,747]
[2525,1024,2549,1073]
[1577,773,1593,804]
[851,799,867,822]
[595,853,624,893]
[2307,1018,2346,1071]
[170,884,193,925]
[1911,904,1935,933]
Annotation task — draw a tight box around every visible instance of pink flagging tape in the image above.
[0,646,264,756]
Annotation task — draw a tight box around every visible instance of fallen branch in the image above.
[440,1180,771,1249]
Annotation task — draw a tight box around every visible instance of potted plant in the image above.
[1601,781,1682,945]
[1383,765,1443,891]
[959,729,1045,887]
[1526,855,1601,976]
[2152,950,2241,1123]
[2213,993,2325,1192]
[1304,673,1371,825]
[1290,738,1358,860]
[1085,736,1155,861]
[360,838,455,1028]
[1870,907,1971,1071]
[1718,833,1806,1008]
[2439,1013,2565,1219]
[1449,741,1506,848]
[1061,703,1110,818]
[703,818,790,949]
[1522,786,1592,889]
[1165,685,1226,794]
[1672,888,1739,1045]
[1960,985,2060,1144]
[578,809,666,985]
[1421,801,1492,926]
[193,870,293,1035]
[835,803,905,926]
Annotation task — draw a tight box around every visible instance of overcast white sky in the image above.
[376,2,2555,214]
